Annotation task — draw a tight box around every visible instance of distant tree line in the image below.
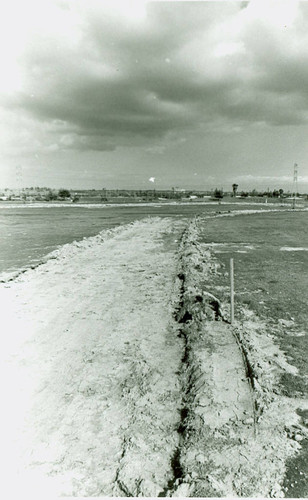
[0,186,306,202]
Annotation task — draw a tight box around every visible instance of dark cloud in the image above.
[3,0,308,154]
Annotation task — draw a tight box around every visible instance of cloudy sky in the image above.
[1,0,308,191]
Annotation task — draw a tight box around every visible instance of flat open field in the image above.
[197,210,308,388]
[1,208,307,497]
[0,201,291,275]
[197,210,308,497]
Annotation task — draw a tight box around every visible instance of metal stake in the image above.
[230,258,234,324]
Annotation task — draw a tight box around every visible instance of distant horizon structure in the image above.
[292,163,298,209]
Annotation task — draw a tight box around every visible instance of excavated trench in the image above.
[160,271,191,496]
[160,219,306,498]
[162,221,257,497]
[109,219,301,497]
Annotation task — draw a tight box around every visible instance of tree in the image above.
[232,183,239,197]
[213,188,224,199]
[44,190,58,201]
[58,189,71,199]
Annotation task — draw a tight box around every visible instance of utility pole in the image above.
[292,163,298,209]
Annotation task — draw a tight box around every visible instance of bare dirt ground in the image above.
[1,215,307,497]
[2,218,186,496]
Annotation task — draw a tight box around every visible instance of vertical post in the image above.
[293,163,298,209]
[230,258,234,324]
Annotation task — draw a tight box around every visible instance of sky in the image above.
[1,0,308,191]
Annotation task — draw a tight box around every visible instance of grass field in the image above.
[198,209,308,497]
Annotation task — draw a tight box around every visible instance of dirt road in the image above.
[1,216,305,497]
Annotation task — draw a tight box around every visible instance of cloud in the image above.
[1,0,308,157]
